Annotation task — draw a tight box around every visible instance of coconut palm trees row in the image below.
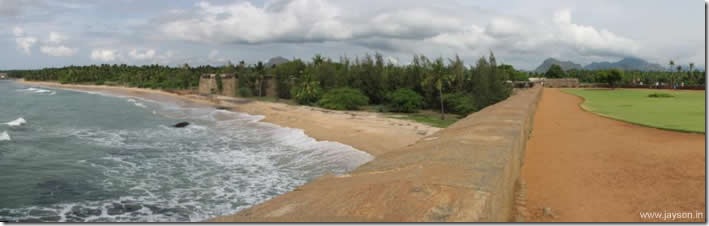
[669,60,701,88]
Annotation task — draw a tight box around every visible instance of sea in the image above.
[0,80,373,222]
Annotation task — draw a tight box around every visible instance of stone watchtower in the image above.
[198,73,278,97]
[198,73,237,96]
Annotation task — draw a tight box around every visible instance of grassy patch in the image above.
[563,88,705,133]
[647,93,674,98]
[380,109,461,128]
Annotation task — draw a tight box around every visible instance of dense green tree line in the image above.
[543,63,706,87]
[9,52,521,117]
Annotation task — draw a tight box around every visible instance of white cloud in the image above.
[48,32,67,44]
[15,36,37,55]
[12,26,24,36]
[128,49,156,60]
[158,0,465,44]
[39,45,77,56]
[12,26,37,55]
[428,25,494,50]
[160,0,349,44]
[552,9,638,57]
[366,8,462,39]
[90,48,120,61]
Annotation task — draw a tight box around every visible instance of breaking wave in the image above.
[5,117,27,127]
[18,87,56,95]
[0,131,10,141]
[0,90,373,222]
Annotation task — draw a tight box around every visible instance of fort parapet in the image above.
[211,85,544,222]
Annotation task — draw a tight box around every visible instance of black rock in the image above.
[124,203,142,212]
[107,203,125,215]
[172,122,190,128]
[69,206,101,218]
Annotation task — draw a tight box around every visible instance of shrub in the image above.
[443,92,477,115]
[291,81,322,105]
[386,88,423,113]
[648,93,674,98]
[239,87,253,97]
[318,87,369,110]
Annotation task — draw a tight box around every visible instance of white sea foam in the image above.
[2,85,373,222]
[0,131,10,141]
[22,87,57,95]
[5,117,26,127]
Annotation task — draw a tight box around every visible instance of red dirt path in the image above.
[522,88,705,222]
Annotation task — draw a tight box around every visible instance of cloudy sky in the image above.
[0,0,705,70]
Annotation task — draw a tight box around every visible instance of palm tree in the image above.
[255,61,265,97]
[422,58,451,120]
[669,60,675,87]
[689,63,695,84]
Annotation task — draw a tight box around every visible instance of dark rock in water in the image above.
[123,203,142,212]
[172,122,190,128]
[216,106,230,110]
[158,206,191,217]
[107,203,125,215]
[69,206,101,218]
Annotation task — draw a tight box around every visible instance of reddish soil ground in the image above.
[522,88,705,222]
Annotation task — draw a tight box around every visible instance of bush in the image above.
[291,81,322,105]
[386,88,423,113]
[443,92,477,115]
[648,93,674,98]
[318,87,369,110]
[239,87,253,97]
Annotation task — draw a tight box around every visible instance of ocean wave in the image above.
[19,87,57,95]
[134,103,147,108]
[5,117,27,127]
[1,87,373,222]
[0,131,10,141]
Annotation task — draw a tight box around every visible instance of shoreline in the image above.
[16,80,440,157]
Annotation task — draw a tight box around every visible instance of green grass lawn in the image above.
[563,88,705,133]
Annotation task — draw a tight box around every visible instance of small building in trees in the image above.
[0,73,6,79]
[541,78,580,88]
[198,73,237,96]
[198,73,277,97]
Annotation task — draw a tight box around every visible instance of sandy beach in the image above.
[17,80,440,157]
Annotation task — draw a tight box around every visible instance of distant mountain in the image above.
[534,57,675,73]
[534,58,583,73]
[585,57,665,71]
[266,56,289,67]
